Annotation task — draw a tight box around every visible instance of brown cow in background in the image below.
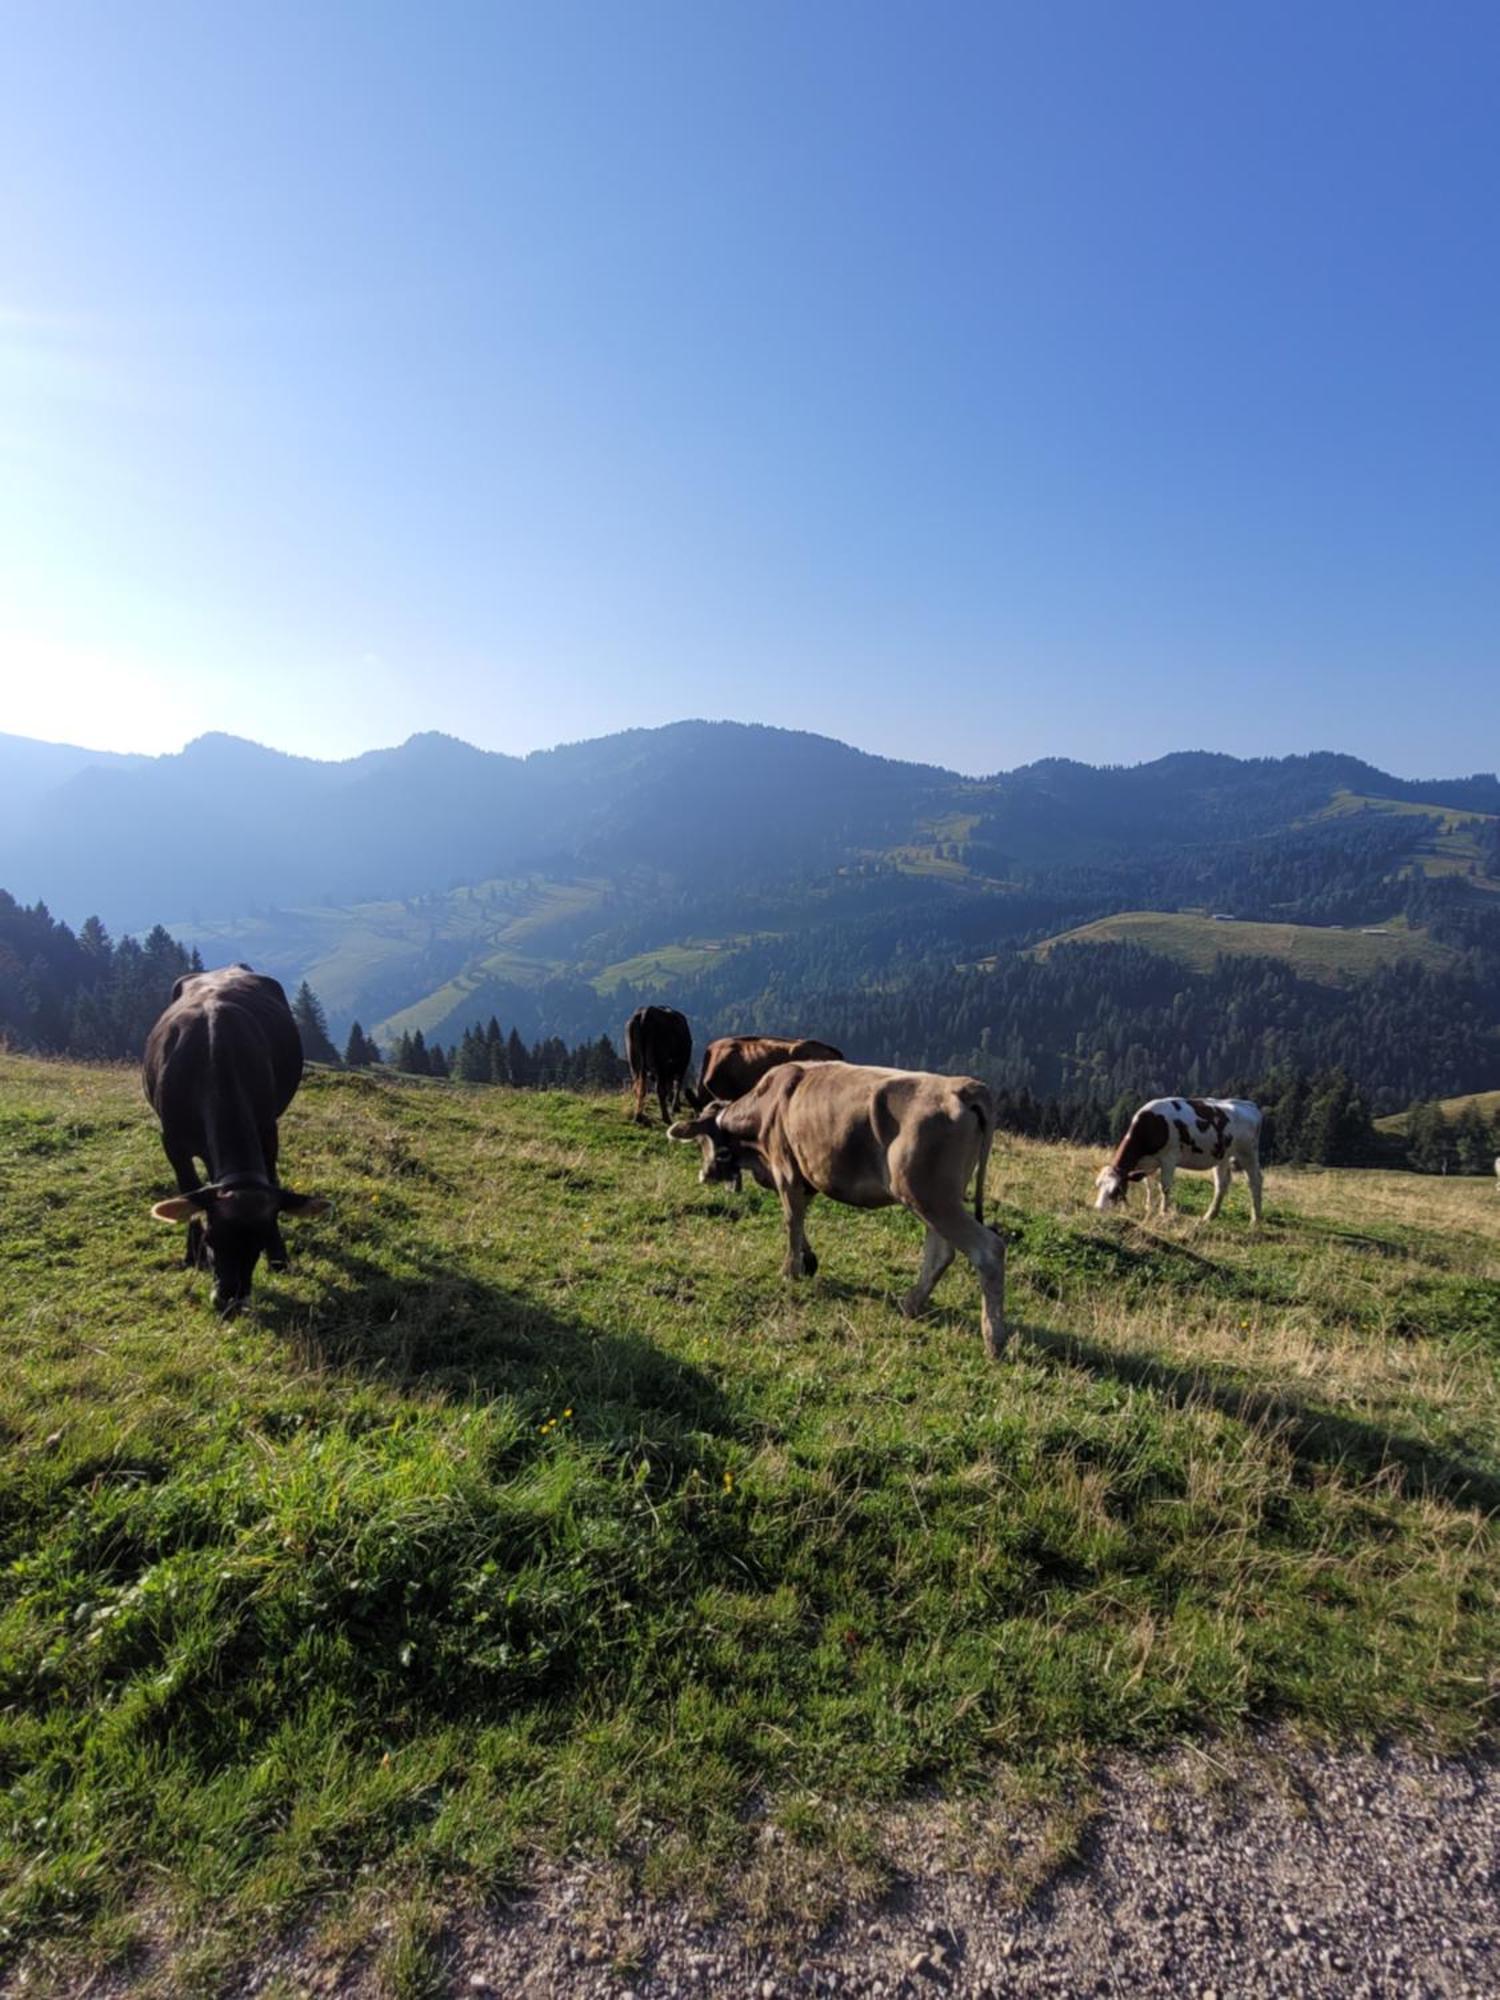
[625,1005,693,1124]
[691,1033,843,1108]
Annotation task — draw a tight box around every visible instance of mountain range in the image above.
[3,722,1497,1080]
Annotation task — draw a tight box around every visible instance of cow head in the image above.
[151,1182,328,1314]
[667,1107,745,1190]
[1093,1165,1129,1211]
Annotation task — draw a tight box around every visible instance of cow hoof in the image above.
[802,1247,819,1277]
[899,1290,926,1320]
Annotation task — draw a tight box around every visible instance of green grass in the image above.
[1,1053,1497,1990]
[1377,1087,1500,1134]
[1028,908,1455,983]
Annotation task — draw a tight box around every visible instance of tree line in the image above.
[2,888,1494,1166]
[0,894,625,1095]
[337,1011,627,1093]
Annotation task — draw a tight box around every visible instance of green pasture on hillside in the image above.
[1377,1087,1500,1134]
[0,1054,1496,1991]
[1028,908,1454,983]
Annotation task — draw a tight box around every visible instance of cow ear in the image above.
[667,1117,713,1142]
[152,1193,208,1222]
[278,1191,329,1215]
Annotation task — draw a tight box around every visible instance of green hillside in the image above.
[1029,909,1456,983]
[2,1054,1497,1990]
[1377,1088,1500,1134]
[1317,788,1500,885]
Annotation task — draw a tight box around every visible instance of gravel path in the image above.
[60,1736,1496,1997]
[439,1738,1498,2000]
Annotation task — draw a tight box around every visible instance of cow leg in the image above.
[657,1072,673,1125]
[1203,1160,1232,1221]
[779,1182,818,1279]
[1156,1166,1176,1215]
[1244,1154,1264,1225]
[909,1205,1007,1358]
[164,1147,209,1267]
[901,1226,955,1319]
[632,1070,650,1123]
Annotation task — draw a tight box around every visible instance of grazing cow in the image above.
[625,1005,693,1124]
[691,1033,844,1108]
[670,1061,1007,1357]
[143,965,326,1313]
[1094,1096,1263,1223]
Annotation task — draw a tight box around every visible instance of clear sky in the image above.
[2,2,1496,778]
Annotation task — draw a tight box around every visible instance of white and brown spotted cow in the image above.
[670,1061,1008,1357]
[1094,1096,1263,1224]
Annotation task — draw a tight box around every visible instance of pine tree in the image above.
[1454,1102,1493,1175]
[505,1027,530,1087]
[292,981,341,1065]
[586,1033,622,1090]
[1406,1101,1450,1174]
[455,1024,490,1083]
[344,1022,374,1068]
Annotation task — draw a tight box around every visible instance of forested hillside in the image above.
[3,725,1497,1136]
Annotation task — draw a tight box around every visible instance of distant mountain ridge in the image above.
[3,721,1498,1110]
[4,721,1496,933]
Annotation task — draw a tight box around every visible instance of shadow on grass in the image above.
[264,1235,739,1444]
[1019,1318,1500,1513]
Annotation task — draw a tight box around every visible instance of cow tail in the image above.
[967,1087,995,1226]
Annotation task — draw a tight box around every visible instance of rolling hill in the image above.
[1028,910,1457,984]
[1376,1088,1500,1134]
[2,724,1497,1086]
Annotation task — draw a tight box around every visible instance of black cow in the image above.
[143,965,326,1313]
[625,1005,693,1124]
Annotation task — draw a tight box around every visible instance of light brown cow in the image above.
[691,1033,844,1107]
[669,1061,1007,1357]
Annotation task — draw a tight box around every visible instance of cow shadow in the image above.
[1015,1317,1500,1513]
[260,1235,738,1445]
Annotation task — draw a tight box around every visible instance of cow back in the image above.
[698,1033,844,1104]
[144,967,303,1125]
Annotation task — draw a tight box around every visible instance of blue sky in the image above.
[2,1,1495,777]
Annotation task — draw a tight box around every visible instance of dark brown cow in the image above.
[691,1033,844,1108]
[143,965,326,1313]
[625,1005,693,1124]
[670,1061,1007,1357]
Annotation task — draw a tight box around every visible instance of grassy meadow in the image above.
[1377,1087,1500,1134]
[1,1052,1497,1992]
[1029,908,1455,982]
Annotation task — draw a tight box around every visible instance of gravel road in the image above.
[440,1737,1498,2000]
[58,1734,1497,1997]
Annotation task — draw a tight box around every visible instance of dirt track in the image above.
[423,1736,1500,1998]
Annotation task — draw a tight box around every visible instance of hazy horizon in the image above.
[5,714,1498,789]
